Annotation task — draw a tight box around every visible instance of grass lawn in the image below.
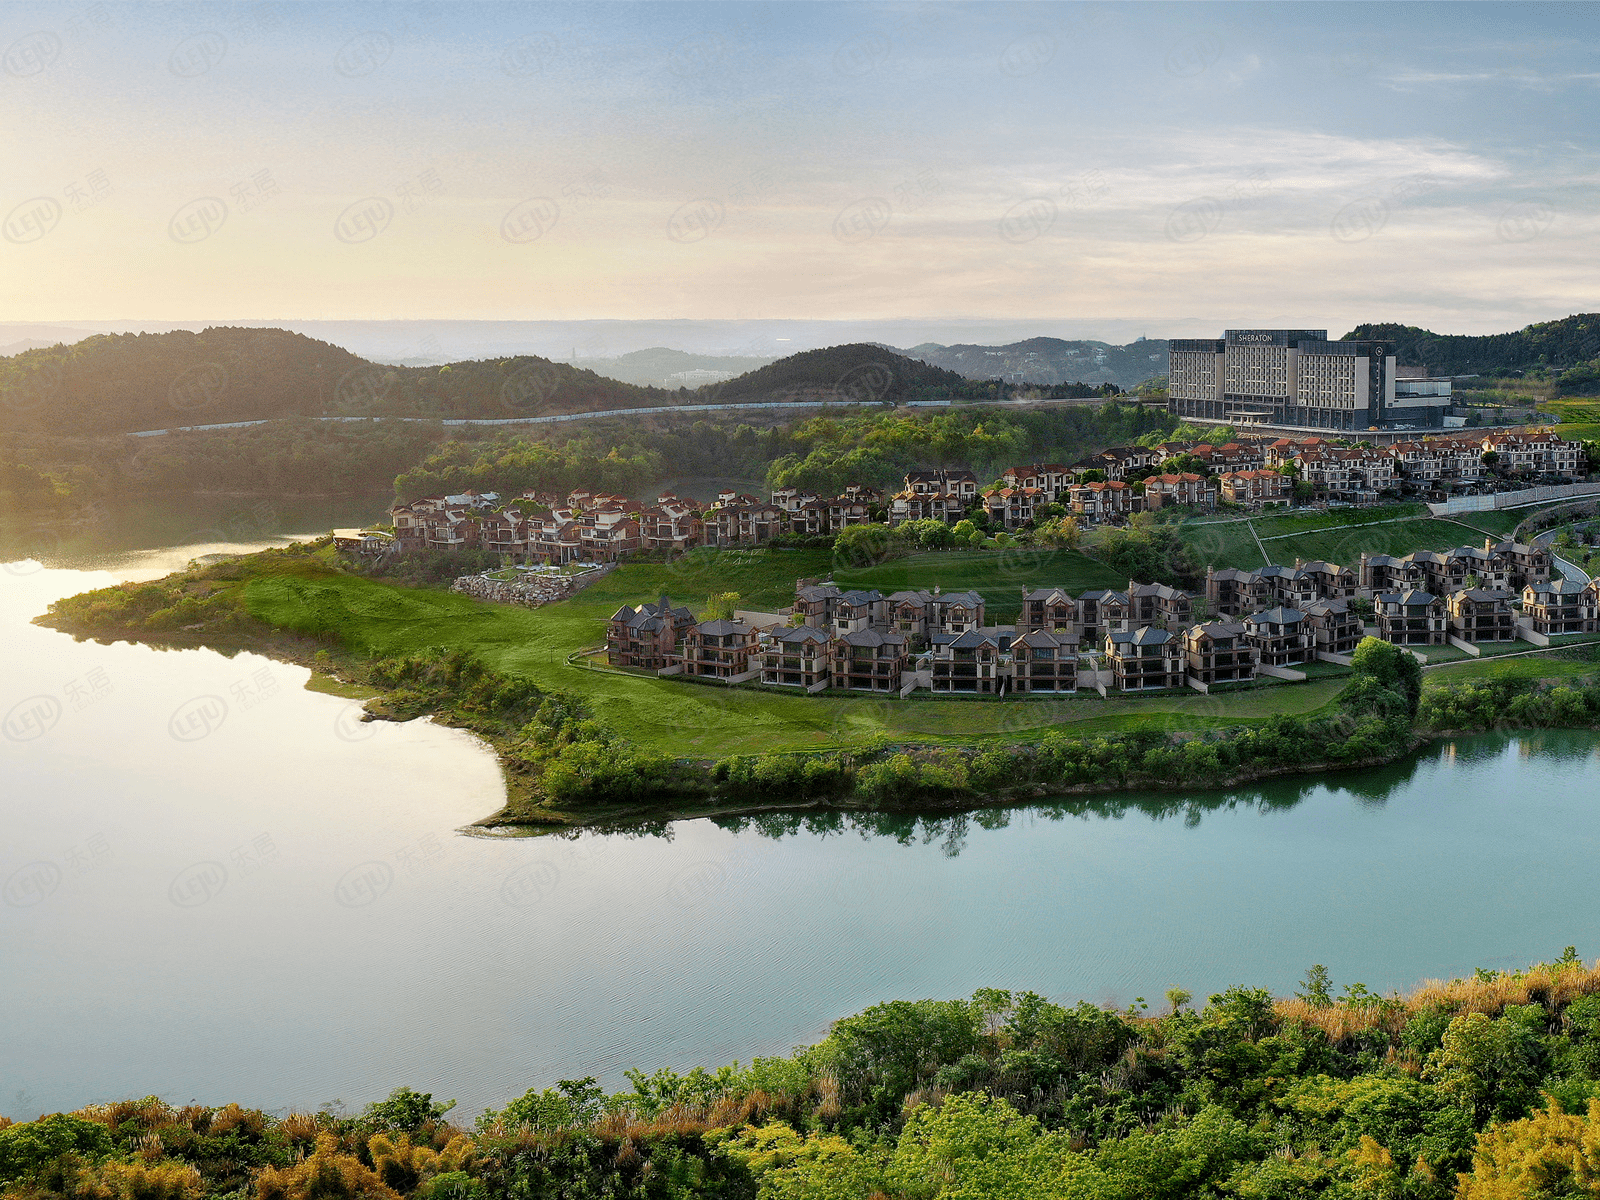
[1424,650,1600,687]
[242,546,1347,756]
[1177,502,1573,572]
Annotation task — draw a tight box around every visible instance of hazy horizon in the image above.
[3,1,1596,332]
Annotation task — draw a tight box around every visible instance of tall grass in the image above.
[1274,958,1600,1046]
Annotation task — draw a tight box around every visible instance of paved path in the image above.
[125,398,877,438]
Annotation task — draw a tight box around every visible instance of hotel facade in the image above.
[1168,329,1443,431]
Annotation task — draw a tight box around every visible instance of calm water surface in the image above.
[4,510,1600,1121]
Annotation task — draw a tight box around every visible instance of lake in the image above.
[4,509,1600,1122]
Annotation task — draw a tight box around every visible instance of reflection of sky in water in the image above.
[5,559,1600,1124]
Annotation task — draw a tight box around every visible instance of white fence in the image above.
[1428,481,1600,515]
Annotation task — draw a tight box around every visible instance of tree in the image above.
[888,1093,1074,1200]
[1295,964,1334,1007]
[705,592,740,620]
[1036,515,1081,550]
[1166,987,1193,1015]
[1458,1098,1600,1198]
[256,1134,399,1200]
[833,522,892,568]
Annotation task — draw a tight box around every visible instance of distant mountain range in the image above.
[0,329,994,436]
[569,347,778,389]
[892,336,1169,390]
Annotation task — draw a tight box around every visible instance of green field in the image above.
[1424,652,1600,686]
[243,547,1344,756]
[1177,504,1554,572]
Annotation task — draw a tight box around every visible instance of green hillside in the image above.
[0,326,677,435]
[1346,313,1600,389]
[710,343,992,403]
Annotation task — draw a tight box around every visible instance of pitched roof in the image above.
[1108,625,1175,647]
[1016,628,1073,648]
[1248,605,1305,625]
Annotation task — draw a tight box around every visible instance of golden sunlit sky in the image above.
[2,1,1597,335]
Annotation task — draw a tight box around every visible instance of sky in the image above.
[1,0,1597,336]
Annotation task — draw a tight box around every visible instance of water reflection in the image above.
[10,533,1600,1122]
[651,737,1525,855]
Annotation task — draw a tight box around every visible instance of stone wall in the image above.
[450,564,614,608]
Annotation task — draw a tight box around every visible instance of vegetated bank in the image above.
[41,533,1600,833]
[10,950,1600,1198]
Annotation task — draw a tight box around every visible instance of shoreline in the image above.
[32,600,1437,834]
[34,544,1590,835]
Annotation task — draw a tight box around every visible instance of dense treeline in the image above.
[1347,314,1600,388]
[390,401,1177,503]
[13,950,1600,1199]
[0,328,366,434]
[1419,675,1600,732]
[708,343,991,403]
[0,332,1011,442]
[2,421,442,509]
[0,327,675,436]
[764,400,1174,497]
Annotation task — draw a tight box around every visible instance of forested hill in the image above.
[899,335,1169,390]
[0,327,675,435]
[709,343,995,403]
[1346,313,1600,378]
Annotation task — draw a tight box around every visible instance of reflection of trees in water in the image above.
[697,732,1589,856]
[573,731,1590,857]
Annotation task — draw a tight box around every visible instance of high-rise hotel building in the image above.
[1168,330,1408,431]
